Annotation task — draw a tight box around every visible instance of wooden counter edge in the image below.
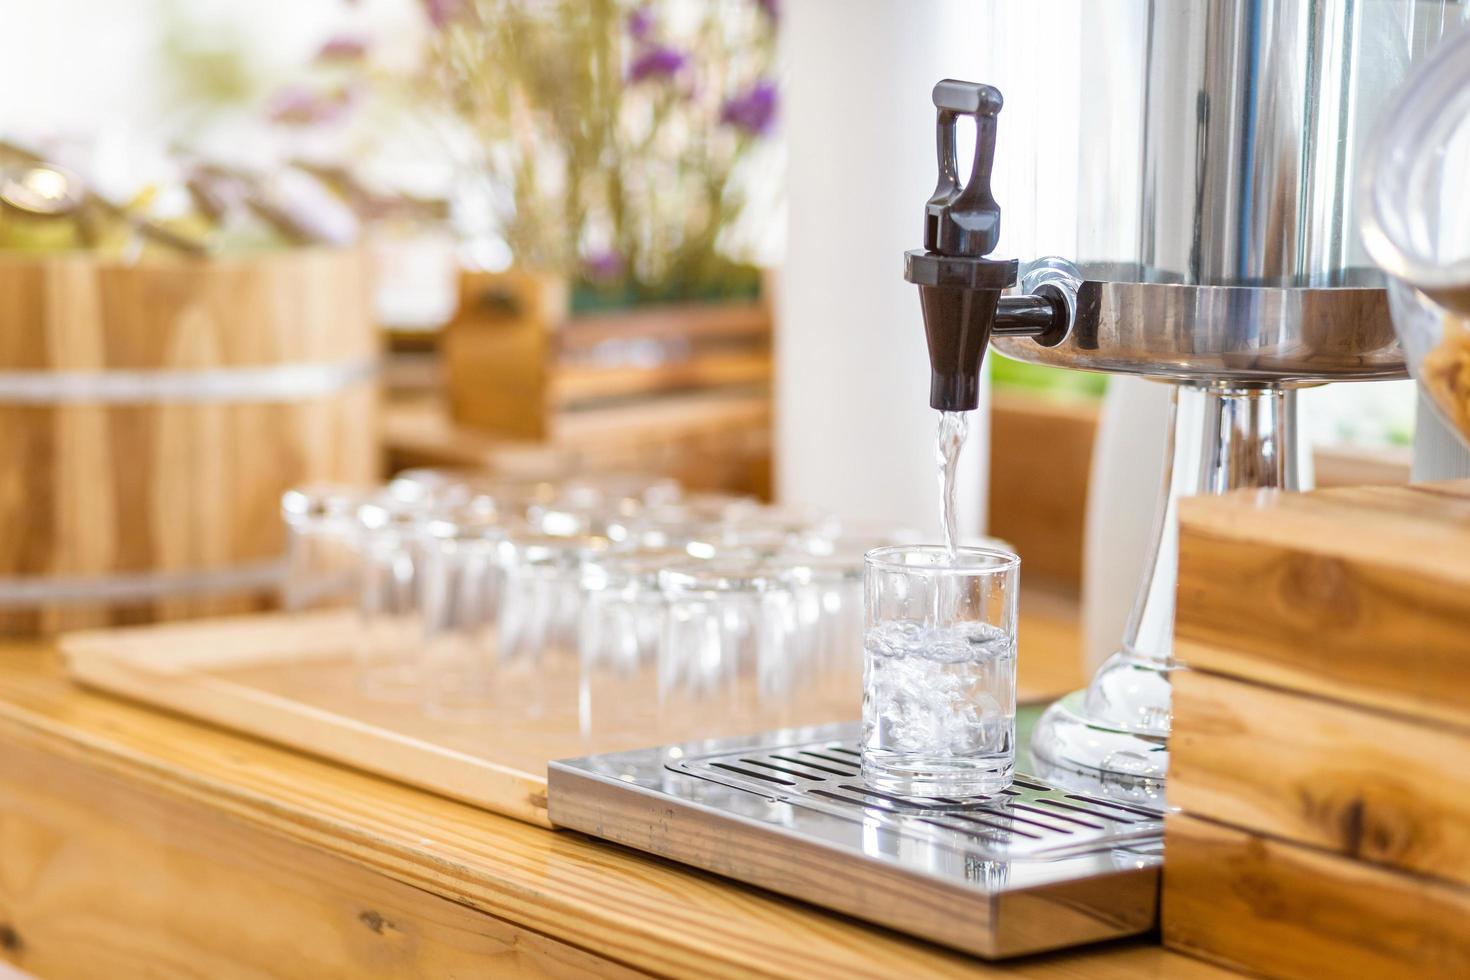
[0,646,1228,980]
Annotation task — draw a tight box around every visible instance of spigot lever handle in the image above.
[926,80,1004,258]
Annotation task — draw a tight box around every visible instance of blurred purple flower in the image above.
[628,45,687,84]
[268,86,349,126]
[628,7,655,42]
[315,34,369,61]
[720,80,778,136]
[756,0,779,22]
[422,0,462,29]
[583,249,625,281]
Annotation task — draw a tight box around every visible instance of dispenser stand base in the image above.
[1028,691,1168,801]
[1030,384,1300,790]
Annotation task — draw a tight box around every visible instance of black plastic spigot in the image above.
[906,80,1067,412]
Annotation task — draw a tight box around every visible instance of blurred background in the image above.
[0,0,1420,649]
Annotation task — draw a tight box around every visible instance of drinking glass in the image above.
[862,545,1019,798]
[496,532,610,717]
[772,552,866,711]
[658,559,798,738]
[355,496,430,699]
[419,507,507,720]
[280,484,368,610]
[577,550,681,751]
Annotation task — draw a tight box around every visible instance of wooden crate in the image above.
[441,269,772,440]
[1164,481,1470,979]
[0,249,379,634]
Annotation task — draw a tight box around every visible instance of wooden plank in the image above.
[1175,482,1470,728]
[559,299,770,352]
[0,731,643,980]
[552,350,771,405]
[382,393,773,499]
[987,391,1099,590]
[59,598,1085,830]
[1171,669,1470,886]
[1163,813,1470,980]
[1312,442,1411,488]
[0,645,1224,980]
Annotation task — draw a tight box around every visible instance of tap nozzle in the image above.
[905,80,1069,412]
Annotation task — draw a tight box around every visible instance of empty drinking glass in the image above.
[658,559,799,738]
[419,506,507,720]
[862,545,1020,798]
[577,549,683,751]
[496,531,610,717]
[280,484,368,611]
[772,551,867,711]
[355,496,431,699]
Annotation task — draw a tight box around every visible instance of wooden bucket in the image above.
[0,248,379,634]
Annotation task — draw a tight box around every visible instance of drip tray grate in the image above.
[548,721,1164,960]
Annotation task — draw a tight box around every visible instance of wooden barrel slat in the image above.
[0,249,379,635]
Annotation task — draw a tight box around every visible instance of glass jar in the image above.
[1360,27,1470,450]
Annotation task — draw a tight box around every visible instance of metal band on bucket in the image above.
[0,358,379,404]
[0,559,284,607]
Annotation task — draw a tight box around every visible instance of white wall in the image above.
[0,0,159,136]
[777,0,999,533]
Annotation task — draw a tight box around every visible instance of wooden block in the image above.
[987,391,1099,590]
[1163,813,1470,980]
[441,269,566,440]
[1171,669,1470,887]
[1176,481,1470,728]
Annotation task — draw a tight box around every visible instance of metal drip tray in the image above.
[548,721,1164,959]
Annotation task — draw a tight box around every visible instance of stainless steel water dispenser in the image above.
[914,0,1469,790]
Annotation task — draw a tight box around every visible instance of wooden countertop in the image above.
[0,604,1230,979]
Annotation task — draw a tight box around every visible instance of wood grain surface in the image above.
[0,645,1227,979]
[0,250,379,635]
[1171,669,1470,887]
[987,391,1099,590]
[1175,481,1470,728]
[60,596,1087,828]
[1163,813,1470,980]
[385,394,773,499]
[0,730,645,979]
[442,269,772,438]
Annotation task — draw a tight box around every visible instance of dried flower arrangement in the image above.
[421,0,781,308]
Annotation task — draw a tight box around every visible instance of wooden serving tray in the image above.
[59,600,1083,830]
[59,609,855,828]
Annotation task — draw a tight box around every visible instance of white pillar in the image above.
[776,0,993,535]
